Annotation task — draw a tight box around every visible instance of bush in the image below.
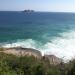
[0,52,75,75]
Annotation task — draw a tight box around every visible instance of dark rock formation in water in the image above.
[22,10,35,13]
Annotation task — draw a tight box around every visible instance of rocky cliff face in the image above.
[1,47,42,59]
[43,55,62,65]
[0,47,62,65]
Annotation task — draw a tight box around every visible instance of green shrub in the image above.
[0,52,75,75]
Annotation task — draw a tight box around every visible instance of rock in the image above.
[2,47,42,59]
[23,10,35,13]
[0,47,63,65]
[43,55,62,65]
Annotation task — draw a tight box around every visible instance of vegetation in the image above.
[0,52,75,75]
[0,48,4,51]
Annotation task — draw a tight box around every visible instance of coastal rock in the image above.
[1,47,42,59]
[43,55,62,65]
[0,47,62,65]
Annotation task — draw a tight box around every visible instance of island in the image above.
[22,10,35,13]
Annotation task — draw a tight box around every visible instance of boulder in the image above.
[2,47,42,59]
[43,55,62,65]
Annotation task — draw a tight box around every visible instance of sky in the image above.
[0,0,75,12]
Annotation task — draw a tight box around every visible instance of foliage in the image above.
[0,52,75,75]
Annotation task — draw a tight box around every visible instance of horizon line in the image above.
[0,10,75,13]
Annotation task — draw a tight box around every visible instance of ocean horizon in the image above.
[0,11,75,61]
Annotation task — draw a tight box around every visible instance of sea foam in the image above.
[2,30,75,62]
[43,31,75,61]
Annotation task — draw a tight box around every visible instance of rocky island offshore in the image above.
[22,10,35,13]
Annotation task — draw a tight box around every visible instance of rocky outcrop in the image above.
[0,47,62,65]
[23,10,35,13]
[1,47,42,59]
[43,55,62,65]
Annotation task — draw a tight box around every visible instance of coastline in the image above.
[0,47,62,65]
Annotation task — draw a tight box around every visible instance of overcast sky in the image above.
[0,0,75,12]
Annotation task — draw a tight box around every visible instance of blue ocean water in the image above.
[0,11,75,61]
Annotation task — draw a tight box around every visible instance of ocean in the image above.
[0,11,75,61]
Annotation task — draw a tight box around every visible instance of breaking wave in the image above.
[1,30,75,62]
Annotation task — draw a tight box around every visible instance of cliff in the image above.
[0,47,42,59]
[0,47,62,65]
[43,55,62,65]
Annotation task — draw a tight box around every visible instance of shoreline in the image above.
[0,47,62,65]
